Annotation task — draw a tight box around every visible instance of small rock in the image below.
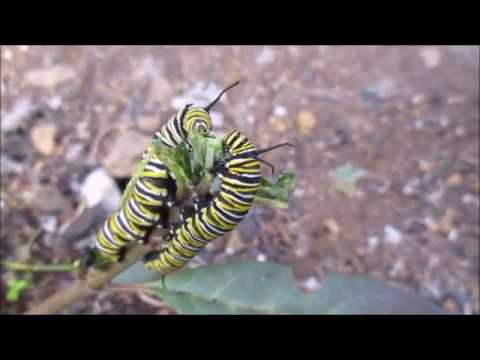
[48,96,62,110]
[80,168,121,213]
[39,215,57,233]
[1,156,25,175]
[411,93,425,105]
[25,65,75,88]
[101,130,152,178]
[296,111,316,135]
[418,159,434,172]
[448,228,459,242]
[31,185,70,214]
[402,178,421,196]
[302,276,322,291]
[431,208,458,235]
[462,193,479,207]
[256,253,267,262]
[323,218,341,237]
[454,126,466,137]
[62,206,105,242]
[2,48,13,60]
[365,78,396,100]
[367,236,379,251]
[439,117,449,128]
[269,116,289,132]
[64,143,85,162]
[273,105,288,117]
[446,173,463,187]
[384,225,402,245]
[256,47,276,65]
[293,188,305,198]
[420,47,442,69]
[1,98,37,133]
[30,123,57,155]
[136,115,161,133]
[427,188,445,205]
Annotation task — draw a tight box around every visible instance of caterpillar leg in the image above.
[116,247,128,263]
[76,247,97,279]
[193,193,214,211]
[179,205,195,222]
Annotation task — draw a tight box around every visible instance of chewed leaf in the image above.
[144,262,448,315]
[254,171,296,209]
[152,140,193,187]
[190,131,223,178]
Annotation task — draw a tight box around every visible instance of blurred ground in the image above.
[0,45,478,314]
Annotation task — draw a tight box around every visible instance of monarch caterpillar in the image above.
[142,130,293,274]
[84,81,240,266]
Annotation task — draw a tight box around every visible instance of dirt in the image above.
[1,45,478,314]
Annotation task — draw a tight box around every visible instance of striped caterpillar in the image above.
[143,130,293,274]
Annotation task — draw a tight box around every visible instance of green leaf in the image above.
[113,261,161,284]
[6,276,32,302]
[330,163,368,198]
[253,171,296,209]
[189,131,223,178]
[145,262,447,314]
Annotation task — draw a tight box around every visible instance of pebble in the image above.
[296,111,316,135]
[62,206,105,242]
[30,123,57,155]
[439,117,449,128]
[2,47,13,60]
[269,116,289,132]
[64,143,85,162]
[1,98,37,133]
[411,93,426,105]
[101,130,152,178]
[446,173,463,187]
[323,218,341,236]
[365,78,397,100]
[420,47,442,69]
[302,276,322,291]
[402,178,421,196]
[25,65,75,88]
[384,225,403,245]
[454,126,466,137]
[462,194,479,207]
[273,105,288,117]
[256,47,276,65]
[48,96,63,110]
[31,185,70,214]
[367,236,379,250]
[80,168,122,213]
[38,215,58,233]
[256,253,267,262]
[418,159,434,172]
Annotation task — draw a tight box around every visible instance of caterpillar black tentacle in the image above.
[142,130,291,274]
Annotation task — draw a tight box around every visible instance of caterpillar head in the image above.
[182,106,213,136]
[181,81,240,138]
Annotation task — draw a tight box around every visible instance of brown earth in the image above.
[1,45,478,314]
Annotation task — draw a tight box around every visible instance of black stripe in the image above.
[134,180,164,201]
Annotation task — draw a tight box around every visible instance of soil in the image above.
[1,45,478,314]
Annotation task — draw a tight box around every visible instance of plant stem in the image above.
[24,243,153,314]
[3,260,77,272]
